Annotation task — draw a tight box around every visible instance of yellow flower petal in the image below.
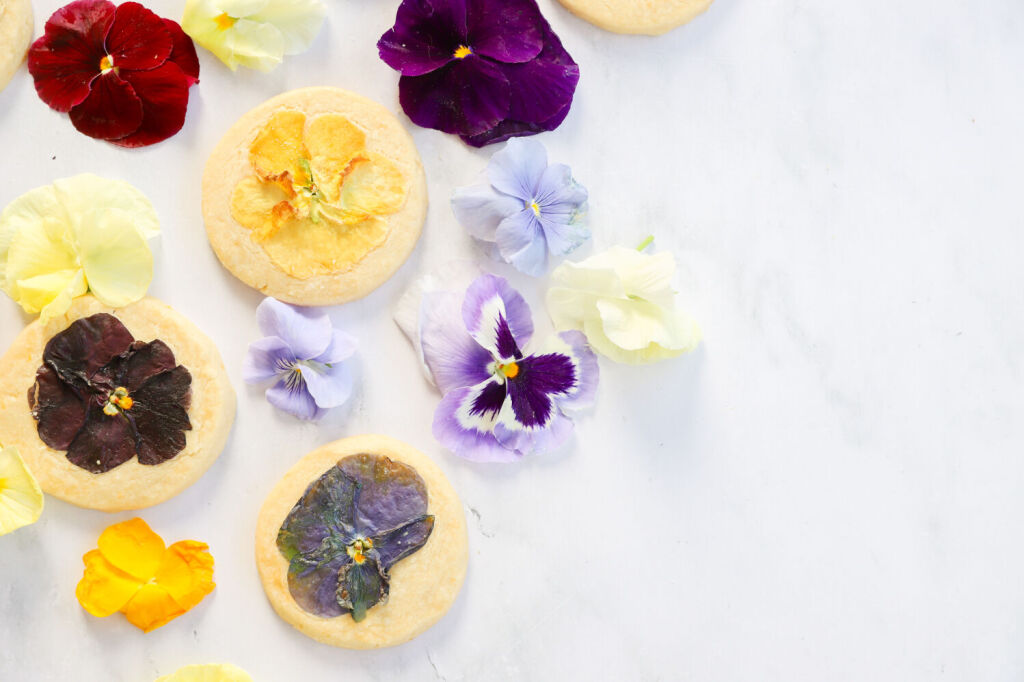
[15,268,87,322]
[97,518,166,581]
[249,110,309,182]
[121,582,186,633]
[261,216,388,279]
[222,18,286,72]
[76,549,145,617]
[248,0,326,55]
[155,540,216,611]
[76,208,153,308]
[318,153,407,225]
[230,176,292,241]
[305,114,366,204]
[0,184,68,290]
[4,214,81,315]
[53,174,160,240]
[0,446,43,536]
[156,663,253,682]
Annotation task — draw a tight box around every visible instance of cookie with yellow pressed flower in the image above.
[0,295,236,512]
[558,0,713,35]
[255,434,468,649]
[0,0,32,93]
[203,87,428,306]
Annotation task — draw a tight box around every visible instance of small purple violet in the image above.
[452,138,589,276]
[418,273,598,462]
[377,0,580,146]
[243,298,357,421]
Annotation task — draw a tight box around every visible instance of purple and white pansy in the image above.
[243,298,357,421]
[417,274,598,462]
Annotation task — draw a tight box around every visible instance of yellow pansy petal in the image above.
[595,298,700,353]
[121,583,186,633]
[230,177,293,240]
[53,174,160,240]
[249,0,326,55]
[97,518,166,581]
[262,216,388,279]
[331,153,408,222]
[5,215,80,315]
[223,19,287,72]
[249,110,308,182]
[0,184,67,288]
[13,268,86,319]
[154,540,216,611]
[305,114,366,203]
[0,446,43,536]
[156,663,253,682]
[76,208,153,309]
[76,549,144,617]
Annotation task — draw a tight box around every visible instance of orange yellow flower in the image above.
[230,110,409,279]
[76,518,215,632]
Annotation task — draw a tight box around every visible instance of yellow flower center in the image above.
[214,13,237,30]
[346,537,374,564]
[453,45,473,59]
[499,361,520,379]
[103,386,134,415]
[528,200,541,216]
[99,55,114,72]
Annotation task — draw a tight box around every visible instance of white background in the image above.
[2,0,1023,680]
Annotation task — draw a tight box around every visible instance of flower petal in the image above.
[494,209,548,276]
[76,207,154,307]
[421,290,493,393]
[153,540,216,612]
[97,517,166,581]
[0,184,67,288]
[465,0,544,64]
[337,552,388,622]
[546,259,623,331]
[76,549,143,617]
[68,72,144,141]
[487,137,548,200]
[461,274,533,359]
[278,464,358,560]
[266,376,324,421]
[313,330,357,365]
[156,664,253,682]
[451,183,523,241]
[65,407,137,473]
[29,365,88,450]
[493,406,573,456]
[377,0,466,76]
[132,366,193,465]
[249,0,326,56]
[285,552,350,618]
[0,447,44,536]
[596,297,701,355]
[117,340,178,392]
[371,515,435,569]
[43,312,136,382]
[163,19,201,85]
[112,61,193,148]
[255,297,332,360]
[222,19,287,72]
[398,58,511,137]
[243,335,295,383]
[120,582,186,632]
[299,360,353,410]
[27,0,115,112]
[339,453,429,537]
[105,1,173,71]
[432,381,520,462]
[3,200,82,316]
[503,351,576,427]
[545,330,599,412]
[500,27,579,128]
[53,173,161,240]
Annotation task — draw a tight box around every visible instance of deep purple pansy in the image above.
[414,273,598,462]
[377,0,580,147]
[277,453,435,622]
[28,313,192,474]
[242,298,357,422]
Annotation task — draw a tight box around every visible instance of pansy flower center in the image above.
[346,537,374,564]
[527,200,541,217]
[453,45,473,59]
[497,361,520,379]
[214,13,237,31]
[103,386,134,416]
[99,55,115,73]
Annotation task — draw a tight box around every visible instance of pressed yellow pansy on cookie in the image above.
[203,88,428,306]
[76,518,215,633]
[0,445,43,536]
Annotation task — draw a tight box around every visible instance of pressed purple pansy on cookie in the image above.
[29,313,192,474]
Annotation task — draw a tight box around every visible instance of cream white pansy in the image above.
[0,174,158,321]
[546,245,701,364]
[155,663,253,682]
[182,0,327,72]
[0,446,44,536]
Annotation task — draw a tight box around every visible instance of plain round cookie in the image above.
[0,0,33,93]
[558,0,713,35]
[0,296,236,512]
[256,434,468,649]
[203,87,428,306]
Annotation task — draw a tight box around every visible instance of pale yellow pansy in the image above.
[0,445,44,536]
[183,0,327,72]
[156,663,253,682]
[0,174,158,321]
[547,246,701,364]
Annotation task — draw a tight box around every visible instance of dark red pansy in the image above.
[28,0,199,147]
[378,0,578,146]
[28,313,193,474]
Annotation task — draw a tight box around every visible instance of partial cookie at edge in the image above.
[558,0,713,35]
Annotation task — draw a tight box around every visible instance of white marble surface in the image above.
[2,0,1024,679]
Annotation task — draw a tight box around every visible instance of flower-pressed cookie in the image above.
[203,87,428,306]
[256,434,467,648]
[0,296,235,511]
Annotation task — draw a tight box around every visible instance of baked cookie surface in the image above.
[256,434,468,649]
[0,296,235,511]
[558,0,713,35]
[0,0,33,93]
[203,87,428,306]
